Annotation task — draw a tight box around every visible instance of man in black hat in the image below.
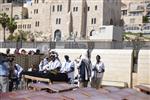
[91,55,105,89]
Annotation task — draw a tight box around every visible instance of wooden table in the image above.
[23,75,51,88]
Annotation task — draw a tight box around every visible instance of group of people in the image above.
[75,50,105,89]
[0,53,23,92]
[26,50,105,89]
[6,48,41,55]
[0,49,105,93]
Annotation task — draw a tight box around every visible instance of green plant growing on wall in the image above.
[143,16,149,23]
[7,18,17,35]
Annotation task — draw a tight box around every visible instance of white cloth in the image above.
[60,61,75,79]
[39,58,49,71]
[14,64,23,78]
[43,59,61,71]
[77,51,92,81]
[92,61,104,78]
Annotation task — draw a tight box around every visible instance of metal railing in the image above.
[0,41,150,49]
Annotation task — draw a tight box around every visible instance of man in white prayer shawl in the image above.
[42,54,61,72]
[60,55,75,84]
[77,50,92,88]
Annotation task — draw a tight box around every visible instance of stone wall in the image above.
[137,50,150,85]
[53,49,133,87]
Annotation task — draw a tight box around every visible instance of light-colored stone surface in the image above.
[137,50,150,85]
[91,49,133,88]
[89,25,123,41]
[132,73,138,87]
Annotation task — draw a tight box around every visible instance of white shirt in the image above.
[61,61,75,81]
[43,59,61,71]
[92,61,104,78]
[14,64,23,78]
[39,58,49,71]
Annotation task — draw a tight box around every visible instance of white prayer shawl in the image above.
[14,64,23,78]
[92,61,104,78]
[78,52,92,81]
[60,61,75,79]
[43,59,61,71]
[39,58,49,71]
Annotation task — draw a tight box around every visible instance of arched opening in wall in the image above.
[90,30,96,36]
[14,15,19,20]
[110,19,113,25]
[54,29,61,41]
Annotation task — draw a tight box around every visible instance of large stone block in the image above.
[137,50,150,85]
[91,49,133,87]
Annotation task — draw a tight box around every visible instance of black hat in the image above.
[64,55,69,59]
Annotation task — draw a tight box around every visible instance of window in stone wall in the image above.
[37,9,38,14]
[94,18,96,24]
[57,5,59,12]
[88,7,90,11]
[23,25,24,29]
[27,24,30,28]
[95,5,97,10]
[76,7,78,11]
[34,9,38,14]
[52,5,55,12]
[73,7,75,12]
[37,21,39,26]
[60,5,62,11]
[27,24,31,29]
[14,15,19,20]
[91,18,93,24]
[59,18,61,24]
[91,18,96,24]
[6,8,9,11]
[17,25,19,29]
[56,18,61,24]
[35,21,39,27]
[57,5,62,12]
[56,18,58,24]
[29,24,31,28]
[122,10,127,16]
[20,25,22,29]
[34,0,38,3]
[73,7,78,12]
